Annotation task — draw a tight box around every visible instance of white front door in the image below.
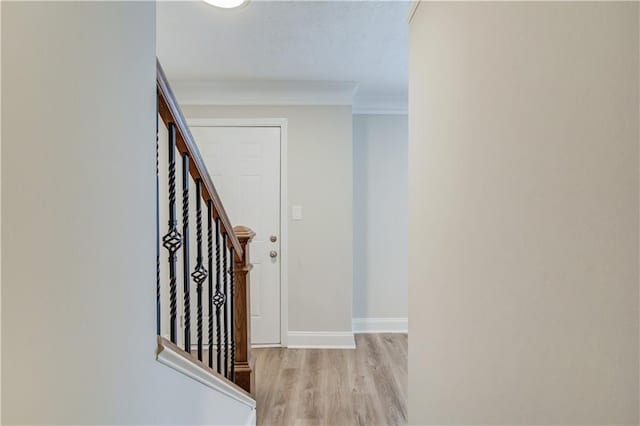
[190,126,281,345]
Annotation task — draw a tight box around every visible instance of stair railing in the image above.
[155,59,255,394]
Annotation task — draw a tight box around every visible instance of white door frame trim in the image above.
[187,118,289,348]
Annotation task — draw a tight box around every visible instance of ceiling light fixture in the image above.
[203,0,247,9]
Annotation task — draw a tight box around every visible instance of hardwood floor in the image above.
[253,334,407,426]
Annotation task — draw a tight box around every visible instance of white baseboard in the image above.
[252,343,282,349]
[287,331,356,349]
[352,317,408,334]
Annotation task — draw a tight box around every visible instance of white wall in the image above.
[409,2,639,424]
[353,114,408,324]
[2,3,252,424]
[183,105,354,339]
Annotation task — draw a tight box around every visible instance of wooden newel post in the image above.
[233,225,255,394]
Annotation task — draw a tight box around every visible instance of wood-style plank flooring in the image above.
[253,334,407,426]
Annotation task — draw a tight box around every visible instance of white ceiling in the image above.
[157,1,409,112]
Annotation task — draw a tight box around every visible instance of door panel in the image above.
[190,126,281,345]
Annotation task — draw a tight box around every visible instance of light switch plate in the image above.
[292,205,303,220]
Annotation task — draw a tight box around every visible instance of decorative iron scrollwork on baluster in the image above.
[213,292,226,307]
[192,179,208,362]
[162,122,182,344]
[214,218,224,374]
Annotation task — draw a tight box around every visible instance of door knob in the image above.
[270,235,277,242]
[269,250,278,258]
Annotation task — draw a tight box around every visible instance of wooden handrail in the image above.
[156,60,243,258]
[156,59,254,394]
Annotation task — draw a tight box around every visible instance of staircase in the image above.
[155,59,256,398]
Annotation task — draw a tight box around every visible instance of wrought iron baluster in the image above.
[156,99,160,336]
[230,247,236,382]
[161,123,181,344]
[222,235,230,378]
[207,201,215,369]
[192,180,208,362]
[214,218,224,374]
[182,153,191,353]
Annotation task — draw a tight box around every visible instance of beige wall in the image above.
[183,105,354,334]
[409,2,639,425]
[353,114,408,320]
[2,2,251,423]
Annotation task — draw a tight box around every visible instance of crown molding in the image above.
[170,79,407,114]
[171,79,358,106]
[353,94,407,115]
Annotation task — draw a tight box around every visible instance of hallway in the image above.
[254,334,407,426]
